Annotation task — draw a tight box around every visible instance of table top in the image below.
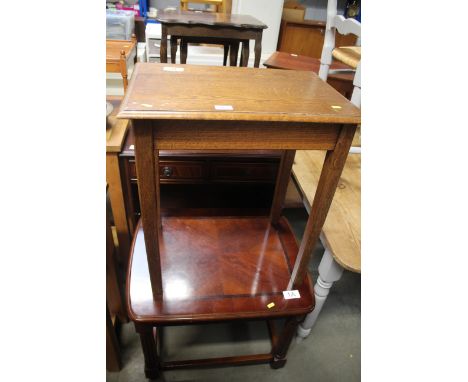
[292,151,361,273]
[106,96,130,153]
[263,51,354,82]
[156,10,267,29]
[128,216,314,323]
[106,39,136,63]
[118,63,360,124]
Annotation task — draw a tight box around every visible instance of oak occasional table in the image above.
[156,10,267,67]
[117,63,360,378]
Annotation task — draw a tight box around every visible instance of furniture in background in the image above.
[106,184,128,372]
[319,0,361,107]
[296,0,362,339]
[180,0,226,13]
[117,63,360,378]
[106,35,137,92]
[106,96,132,267]
[292,150,360,339]
[263,51,355,100]
[156,10,267,67]
[277,19,356,59]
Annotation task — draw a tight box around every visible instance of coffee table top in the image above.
[156,10,267,29]
[118,63,360,123]
[127,216,314,323]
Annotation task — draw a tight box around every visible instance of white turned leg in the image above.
[297,248,344,341]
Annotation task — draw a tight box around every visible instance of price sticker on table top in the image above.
[163,67,184,72]
[283,290,301,299]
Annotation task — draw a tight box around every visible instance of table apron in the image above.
[164,25,261,40]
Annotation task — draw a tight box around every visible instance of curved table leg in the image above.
[223,44,229,66]
[180,39,188,64]
[170,36,178,64]
[297,248,344,340]
[229,41,240,66]
[240,40,250,67]
[254,32,262,68]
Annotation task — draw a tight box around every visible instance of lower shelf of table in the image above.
[127,215,314,323]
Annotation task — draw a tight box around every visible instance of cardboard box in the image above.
[282,1,305,22]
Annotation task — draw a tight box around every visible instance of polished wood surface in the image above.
[127,217,314,323]
[156,10,266,28]
[292,151,361,273]
[118,63,360,123]
[263,51,353,81]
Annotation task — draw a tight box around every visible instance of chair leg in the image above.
[296,248,344,340]
[240,40,250,67]
[136,324,160,380]
[180,39,188,64]
[270,315,303,369]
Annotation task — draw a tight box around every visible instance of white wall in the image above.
[231,0,284,62]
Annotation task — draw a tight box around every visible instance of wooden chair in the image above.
[318,0,361,108]
[106,34,137,93]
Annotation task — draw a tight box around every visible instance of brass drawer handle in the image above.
[162,166,173,177]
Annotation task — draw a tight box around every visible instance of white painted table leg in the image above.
[297,248,344,340]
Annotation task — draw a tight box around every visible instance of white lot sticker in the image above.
[129,145,134,150]
[290,53,298,57]
[163,67,184,72]
[283,290,301,299]
[214,105,234,111]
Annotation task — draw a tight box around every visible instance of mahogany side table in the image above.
[156,10,267,67]
[118,63,360,379]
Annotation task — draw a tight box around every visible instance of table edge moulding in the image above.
[117,62,360,376]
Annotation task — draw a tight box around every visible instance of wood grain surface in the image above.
[156,10,267,28]
[117,63,360,123]
[292,150,361,273]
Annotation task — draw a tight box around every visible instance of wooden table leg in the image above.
[119,50,128,92]
[223,44,229,66]
[106,303,122,372]
[240,40,250,67]
[297,248,344,340]
[106,153,131,268]
[270,315,303,369]
[229,41,240,66]
[136,324,160,380]
[170,36,178,64]
[254,32,263,68]
[160,25,168,63]
[181,39,188,64]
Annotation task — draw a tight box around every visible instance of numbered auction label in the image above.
[282,290,301,299]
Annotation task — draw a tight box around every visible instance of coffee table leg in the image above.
[170,36,178,64]
[223,44,229,66]
[297,248,344,340]
[241,40,250,67]
[181,40,188,64]
[160,25,168,63]
[136,324,160,379]
[271,315,302,369]
[254,32,262,68]
[229,41,240,66]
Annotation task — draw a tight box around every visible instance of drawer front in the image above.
[159,161,206,181]
[210,162,278,182]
